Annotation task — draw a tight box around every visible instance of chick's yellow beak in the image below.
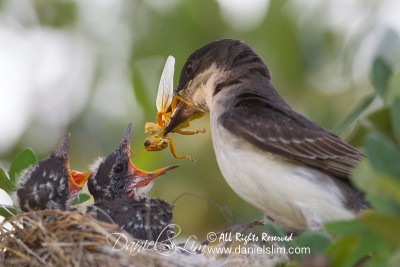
[127,159,179,187]
[69,170,91,190]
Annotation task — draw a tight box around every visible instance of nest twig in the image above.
[0,210,204,267]
[0,210,287,267]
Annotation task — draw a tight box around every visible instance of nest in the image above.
[0,210,208,267]
[0,210,287,267]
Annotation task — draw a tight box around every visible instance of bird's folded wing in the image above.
[219,93,364,179]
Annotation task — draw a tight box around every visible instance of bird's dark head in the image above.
[165,39,270,134]
[88,123,135,202]
[15,134,72,211]
[88,123,178,202]
[51,134,70,166]
[53,136,91,205]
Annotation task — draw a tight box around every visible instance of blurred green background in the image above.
[1,0,400,238]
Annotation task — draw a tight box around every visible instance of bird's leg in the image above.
[263,214,274,224]
[298,204,323,231]
[226,219,265,236]
[174,128,206,135]
[263,214,302,236]
[167,136,194,161]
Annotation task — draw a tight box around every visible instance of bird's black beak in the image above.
[164,100,199,135]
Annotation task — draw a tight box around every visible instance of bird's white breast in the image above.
[209,107,354,230]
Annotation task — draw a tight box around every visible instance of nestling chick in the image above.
[14,135,89,211]
[87,123,177,241]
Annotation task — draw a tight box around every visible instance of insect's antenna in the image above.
[132,149,147,158]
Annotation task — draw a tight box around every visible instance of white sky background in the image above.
[0,0,136,209]
[1,0,400,155]
[1,0,400,208]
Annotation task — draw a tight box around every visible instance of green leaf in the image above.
[386,72,400,105]
[326,235,360,267]
[335,93,376,135]
[263,220,287,238]
[359,212,400,247]
[371,57,393,100]
[0,168,12,193]
[326,217,385,267]
[71,193,91,206]
[9,148,37,186]
[352,160,400,213]
[346,107,393,147]
[325,219,367,235]
[293,231,332,257]
[366,108,393,138]
[391,97,400,145]
[0,205,19,219]
[365,132,400,178]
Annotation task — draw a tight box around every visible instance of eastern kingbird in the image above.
[87,123,176,240]
[14,135,89,211]
[165,39,368,230]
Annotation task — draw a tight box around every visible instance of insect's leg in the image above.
[174,95,197,108]
[167,136,194,161]
[133,150,147,157]
[171,95,179,111]
[163,112,172,119]
[157,112,164,126]
[174,128,206,135]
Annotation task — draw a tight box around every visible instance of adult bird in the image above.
[165,39,368,230]
[87,123,177,241]
[14,135,89,211]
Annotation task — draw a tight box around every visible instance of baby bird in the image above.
[87,123,177,241]
[14,135,89,211]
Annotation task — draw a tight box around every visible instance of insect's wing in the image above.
[156,55,175,113]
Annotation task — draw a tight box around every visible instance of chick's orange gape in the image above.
[68,170,90,191]
[143,56,205,161]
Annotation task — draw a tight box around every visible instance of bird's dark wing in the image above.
[122,198,174,241]
[89,197,173,241]
[219,89,364,179]
[17,157,69,211]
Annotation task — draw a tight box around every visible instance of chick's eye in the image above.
[114,163,125,174]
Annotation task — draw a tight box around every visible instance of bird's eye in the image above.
[114,163,125,174]
[185,61,194,75]
[144,140,151,147]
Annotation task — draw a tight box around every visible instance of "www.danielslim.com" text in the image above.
[206,244,310,255]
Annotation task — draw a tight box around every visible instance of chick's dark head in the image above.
[88,123,178,203]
